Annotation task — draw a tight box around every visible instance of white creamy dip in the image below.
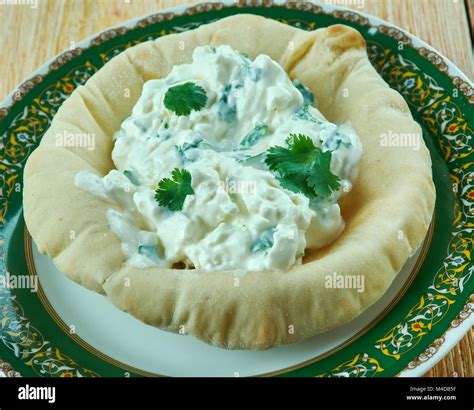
[75,45,362,272]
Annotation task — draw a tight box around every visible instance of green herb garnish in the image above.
[175,137,203,164]
[164,82,207,116]
[293,105,322,124]
[240,124,268,148]
[133,120,147,132]
[123,170,139,185]
[154,168,194,211]
[293,80,314,107]
[242,65,262,82]
[217,84,237,123]
[138,245,162,264]
[265,134,341,199]
[251,228,275,253]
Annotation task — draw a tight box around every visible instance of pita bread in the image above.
[23,15,435,349]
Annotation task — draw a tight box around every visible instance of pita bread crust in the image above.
[23,14,435,349]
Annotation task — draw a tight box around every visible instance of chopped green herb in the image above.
[155,168,194,211]
[235,152,267,170]
[175,137,203,164]
[199,142,228,152]
[265,134,341,199]
[293,105,321,124]
[293,80,314,106]
[175,146,186,163]
[133,120,147,133]
[217,84,237,123]
[138,245,162,264]
[246,65,263,83]
[241,61,262,82]
[123,170,139,185]
[322,132,352,152]
[251,228,275,253]
[240,124,268,148]
[249,67,263,82]
[164,82,207,116]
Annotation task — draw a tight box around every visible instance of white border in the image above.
[0,0,472,377]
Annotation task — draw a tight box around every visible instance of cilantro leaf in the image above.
[306,150,341,197]
[265,134,341,199]
[155,168,194,211]
[164,82,207,116]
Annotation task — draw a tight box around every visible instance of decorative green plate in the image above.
[0,0,472,377]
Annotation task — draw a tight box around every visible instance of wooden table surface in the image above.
[0,0,472,377]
